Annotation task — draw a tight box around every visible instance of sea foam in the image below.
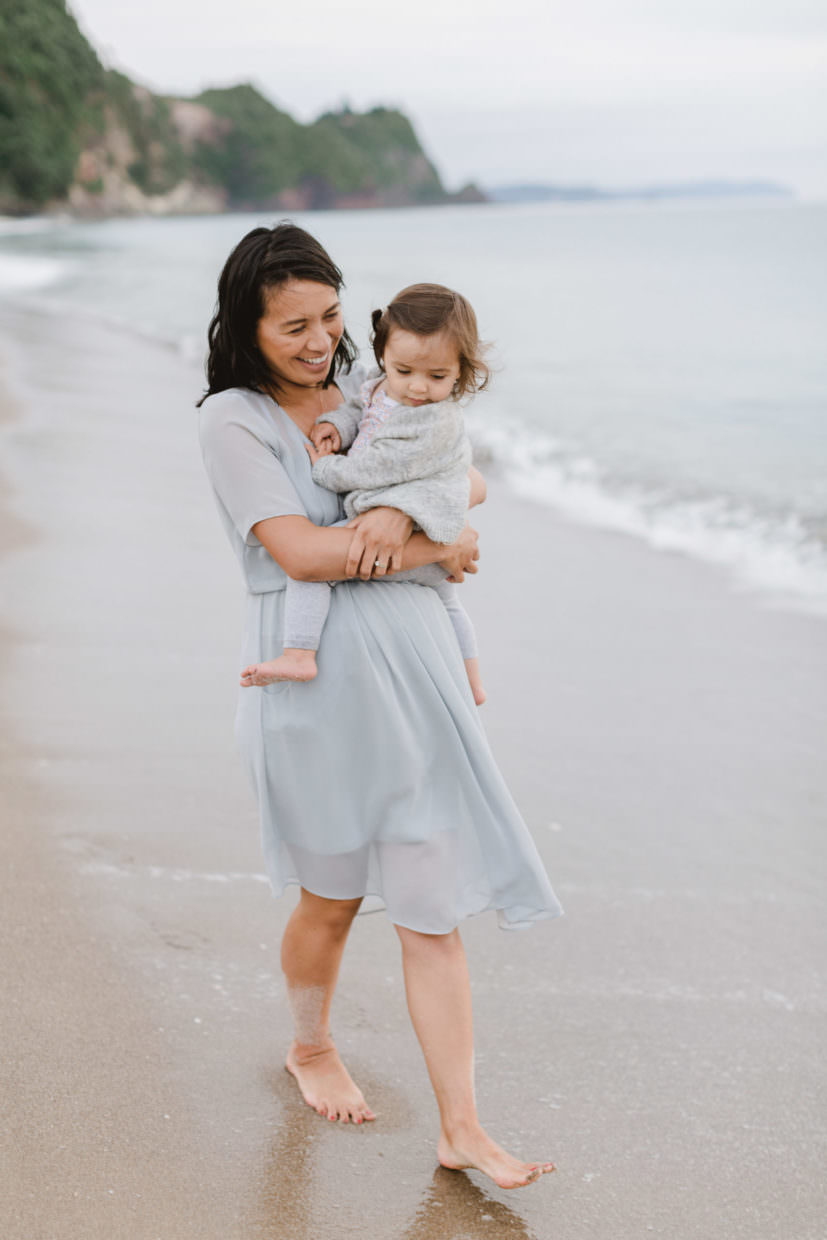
[0,252,69,294]
[468,410,827,617]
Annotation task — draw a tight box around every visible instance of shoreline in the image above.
[0,187,802,226]
[1,301,826,1238]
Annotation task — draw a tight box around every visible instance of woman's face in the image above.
[257,278,343,388]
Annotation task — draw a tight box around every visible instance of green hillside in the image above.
[307,107,444,203]
[193,84,306,204]
[0,0,459,214]
[193,88,445,209]
[0,0,103,206]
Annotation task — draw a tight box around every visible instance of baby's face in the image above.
[382,329,461,407]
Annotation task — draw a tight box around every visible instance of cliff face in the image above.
[68,75,229,215]
[0,1,461,216]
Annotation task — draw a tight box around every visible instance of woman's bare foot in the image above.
[240,649,318,687]
[437,1123,555,1189]
[285,1039,376,1125]
[464,657,487,706]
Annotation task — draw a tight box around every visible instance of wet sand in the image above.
[1,302,825,1239]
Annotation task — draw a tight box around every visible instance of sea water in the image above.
[1,200,825,613]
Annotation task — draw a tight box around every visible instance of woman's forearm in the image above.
[250,515,455,583]
[251,516,361,581]
[249,513,471,580]
[399,532,451,571]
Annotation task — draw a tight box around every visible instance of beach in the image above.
[1,300,826,1240]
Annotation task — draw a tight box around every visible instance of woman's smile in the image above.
[297,351,330,370]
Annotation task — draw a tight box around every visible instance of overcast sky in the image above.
[70,0,827,197]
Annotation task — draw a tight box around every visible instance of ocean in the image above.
[1,199,825,614]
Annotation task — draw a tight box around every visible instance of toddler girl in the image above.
[241,283,488,705]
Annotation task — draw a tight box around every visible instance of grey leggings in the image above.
[282,561,477,660]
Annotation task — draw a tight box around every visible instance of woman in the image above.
[198,222,563,1190]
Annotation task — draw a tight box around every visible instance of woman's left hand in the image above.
[346,508,415,579]
[439,523,480,582]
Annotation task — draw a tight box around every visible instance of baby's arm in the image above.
[309,402,464,492]
[308,433,431,492]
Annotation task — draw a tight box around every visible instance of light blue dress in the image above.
[198,367,563,934]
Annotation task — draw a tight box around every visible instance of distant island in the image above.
[486,180,794,204]
[0,0,482,216]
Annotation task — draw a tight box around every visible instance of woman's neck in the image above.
[267,380,342,436]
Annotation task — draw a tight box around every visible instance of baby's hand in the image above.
[304,440,323,466]
[309,421,341,455]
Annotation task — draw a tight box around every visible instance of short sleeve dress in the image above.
[198,368,563,934]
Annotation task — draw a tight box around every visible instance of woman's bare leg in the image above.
[395,925,555,1189]
[282,889,375,1124]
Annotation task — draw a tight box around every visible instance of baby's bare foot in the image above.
[464,657,486,706]
[240,649,318,687]
[285,1040,376,1125]
[437,1124,554,1189]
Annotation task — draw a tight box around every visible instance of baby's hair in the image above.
[370,283,490,398]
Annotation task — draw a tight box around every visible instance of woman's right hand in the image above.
[439,523,480,583]
[346,506,415,578]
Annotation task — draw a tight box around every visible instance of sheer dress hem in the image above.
[265,873,565,936]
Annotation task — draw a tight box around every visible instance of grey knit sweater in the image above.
[311,372,471,544]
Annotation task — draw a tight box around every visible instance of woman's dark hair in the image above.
[370,283,490,399]
[197,221,357,405]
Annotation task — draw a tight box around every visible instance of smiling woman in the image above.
[200,224,359,400]
[197,221,562,1190]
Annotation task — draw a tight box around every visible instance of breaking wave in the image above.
[467,411,827,617]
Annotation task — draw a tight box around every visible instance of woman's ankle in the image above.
[289,1033,335,1059]
[439,1112,482,1145]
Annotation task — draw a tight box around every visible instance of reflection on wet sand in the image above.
[252,1068,542,1240]
[254,1071,317,1240]
[403,1166,539,1240]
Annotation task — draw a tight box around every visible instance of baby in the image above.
[244,282,488,705]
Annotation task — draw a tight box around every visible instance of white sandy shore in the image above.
[1,302,825,1240]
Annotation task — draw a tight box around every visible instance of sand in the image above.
[0,301,825,1240]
